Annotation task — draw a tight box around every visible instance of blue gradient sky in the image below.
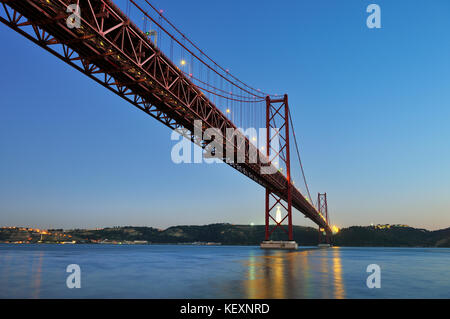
[1,0,449,230]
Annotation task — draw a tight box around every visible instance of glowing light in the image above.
[332,225,340,234]
[180,60,186,66]
[275,206,282,224]
[252,137,257,141]
[226,108,230,113]
[250,222,255,226]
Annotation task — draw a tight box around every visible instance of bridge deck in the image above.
[0,0,331,234]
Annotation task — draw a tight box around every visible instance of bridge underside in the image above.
[0,0,332,235]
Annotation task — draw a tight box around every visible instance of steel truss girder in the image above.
[0,0,332,233]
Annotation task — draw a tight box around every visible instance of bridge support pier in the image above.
[260,241,298,250]
[317,193,332,247]
[261,95,297,250]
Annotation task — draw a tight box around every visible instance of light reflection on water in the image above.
[243,248,345,299]
[0,244,449,298]
[31,251,44,299]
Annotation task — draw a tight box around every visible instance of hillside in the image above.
[333,226,450,247]
[66,224,320,245]
[1,224,449,247]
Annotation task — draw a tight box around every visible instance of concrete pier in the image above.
[260,241,298,250]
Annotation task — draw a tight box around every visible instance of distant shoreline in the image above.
[1,224,449,247]
[1,242,449,249]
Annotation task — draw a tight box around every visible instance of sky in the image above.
[1,0,450,230]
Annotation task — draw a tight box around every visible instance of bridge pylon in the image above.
[261,95,297,250]
[317,193,332,247]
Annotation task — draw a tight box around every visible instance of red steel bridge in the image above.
[0,0,333,244]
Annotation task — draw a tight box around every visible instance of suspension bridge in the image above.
[0,0,334,248]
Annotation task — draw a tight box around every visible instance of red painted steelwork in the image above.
[265,95,293,241]
[318,193,332,244]
[0,0,332,236]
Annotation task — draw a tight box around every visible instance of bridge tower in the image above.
[261,95,297,250]
[317,193,332,246]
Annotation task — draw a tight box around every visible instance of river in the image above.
[0,244,448,298]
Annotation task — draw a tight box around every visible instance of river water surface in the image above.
[0,244,448,298]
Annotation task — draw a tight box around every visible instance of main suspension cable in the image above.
[130,0,278,98]
[288,109,314,205]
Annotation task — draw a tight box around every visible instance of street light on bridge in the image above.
[145,30,158,46]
